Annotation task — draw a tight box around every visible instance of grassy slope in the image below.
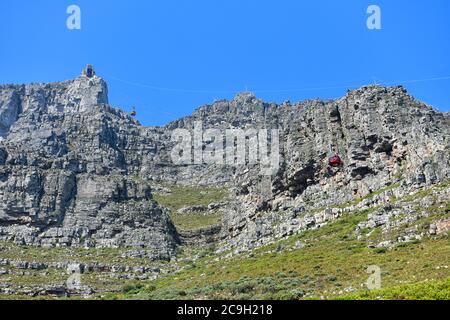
[153,186,228,231]
[0,243,173,298]
[1,183,448,300]
[339,278,450,300]
[119,233,450,300]
[116,183,450,300]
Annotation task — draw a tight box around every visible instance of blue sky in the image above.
[1,0,449,125]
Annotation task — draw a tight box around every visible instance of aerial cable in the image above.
[105,74,450,95]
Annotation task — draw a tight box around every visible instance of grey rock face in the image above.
[0,72,178,259]
[211,86,450,252]
[0,87,22,138]
[0,69,449,258]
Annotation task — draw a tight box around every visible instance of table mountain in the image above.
[0,67,449,260]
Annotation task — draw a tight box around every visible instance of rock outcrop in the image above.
[0,70,178,259]
[205,87,450,252]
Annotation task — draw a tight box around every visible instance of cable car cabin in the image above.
[329,154,344,167]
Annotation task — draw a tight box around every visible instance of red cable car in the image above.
[329,154,344,167]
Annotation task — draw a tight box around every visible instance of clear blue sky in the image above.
[1,0,449,125]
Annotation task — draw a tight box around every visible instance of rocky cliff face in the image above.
[212,87,450,252]
[0,69,449,260]
[0,74,178,259]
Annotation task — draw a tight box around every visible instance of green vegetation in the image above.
[114,180,448,299]
[1,181,448,300]
[0,242,161,267]
[365,193,450,245]
[0,241,173,298]
[154,185,228,231]
[114,205,450,300]
[339,278,450,300]
[171,213,223,231]
[153,185,228,212]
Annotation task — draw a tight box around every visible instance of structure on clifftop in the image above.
[81,64,96,78]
